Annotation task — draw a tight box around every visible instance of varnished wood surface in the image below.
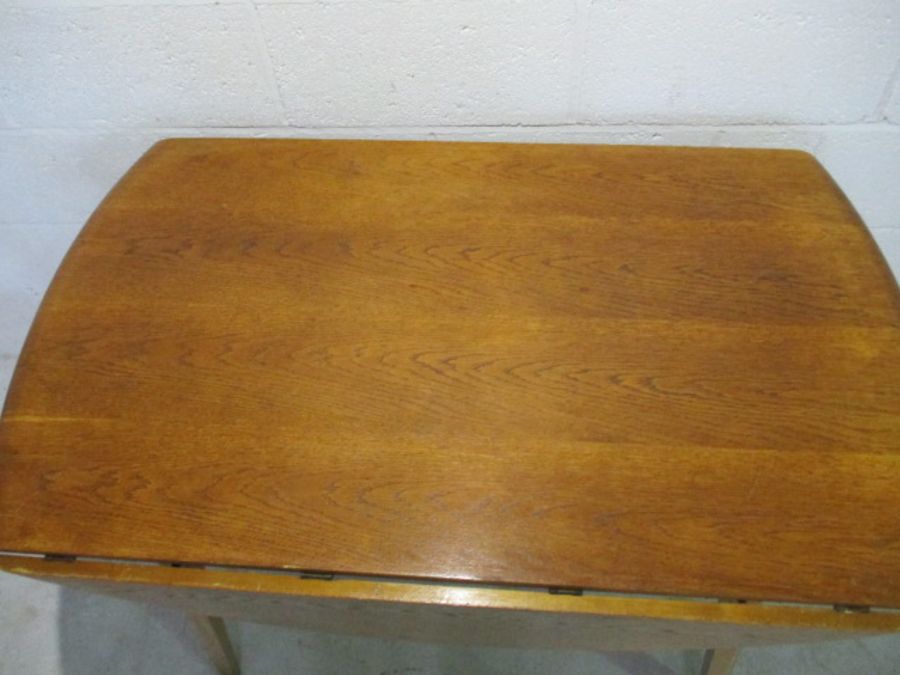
[1,139,899,608]
[3,556,899,650]
[190,614,239,675]
[701,649,739,675]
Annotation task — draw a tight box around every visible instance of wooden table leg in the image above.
[190,614,240,675]
[700,648,738,675]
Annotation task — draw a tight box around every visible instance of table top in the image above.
[1,139,899,608]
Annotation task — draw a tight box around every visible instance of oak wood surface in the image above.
[190,614,240,675]
[4,556,899,650]
[1,139,899,608]
[701,648,739,675]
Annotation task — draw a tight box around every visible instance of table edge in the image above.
[2,554,897,634]
[3,139,900,617]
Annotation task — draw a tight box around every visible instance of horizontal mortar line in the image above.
[3,0,423,7]
[0,222,896,234]
[0,226,84,230]
[1,223,899,233]
[3,0,483,8]
[2,2,248,7]
[0,122,899,135]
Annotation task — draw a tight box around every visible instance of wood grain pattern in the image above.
[1,139,899,608]
[190,614,240,675]
[701,648,739,675]
[4,557,899,650]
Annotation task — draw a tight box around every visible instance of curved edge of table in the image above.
[2,554,898,637]
[810,148,900,299]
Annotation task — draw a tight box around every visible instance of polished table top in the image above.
[1,139,898,609]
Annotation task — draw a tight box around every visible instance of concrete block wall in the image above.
[2,0,900,390]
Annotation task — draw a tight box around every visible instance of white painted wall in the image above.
[2,0,900,391]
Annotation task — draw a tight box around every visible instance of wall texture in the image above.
[2,0,900,389]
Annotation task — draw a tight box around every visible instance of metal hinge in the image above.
[44,554,77,563]
[548,587,583,596]
[834,604,871,614]
[300,571,335,580]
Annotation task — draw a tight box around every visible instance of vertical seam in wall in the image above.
[809,129,827,155]
[873,57,900,122]
[808,127,827,155]
[249,2,289,126]
[568,0,588,125]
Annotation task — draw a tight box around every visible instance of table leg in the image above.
[190,614,240,675]
[700,648,738,675]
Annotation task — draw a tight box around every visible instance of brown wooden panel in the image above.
[1,139,899,607]
[3,557,899,651]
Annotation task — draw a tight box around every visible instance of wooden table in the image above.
[1,139,899,675]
